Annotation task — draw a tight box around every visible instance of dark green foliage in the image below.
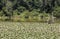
[0,0,60,21]
[53,6,60,18]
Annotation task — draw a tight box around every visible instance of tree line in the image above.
[0,0,60,21]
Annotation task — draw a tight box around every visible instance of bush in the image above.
[53,7,60,18]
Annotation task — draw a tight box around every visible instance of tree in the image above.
[4,0,13,20]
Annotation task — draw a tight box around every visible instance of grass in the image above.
[0,22,60,39]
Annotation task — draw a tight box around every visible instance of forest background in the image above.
[0,0,60,22]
